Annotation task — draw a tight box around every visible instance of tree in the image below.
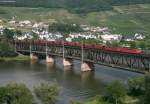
[106,81,127,104]
[0,87,7,103]
[30,32,39,40]
[111,41,119,47]
[130,41,136,49]
[144,73,150,104]
[6,83,34,104]
[48,23,83,38]
[3,28,14,40]
[127,77,145,96]
[34,81,59,104]
[15,30,22,36]
[138,41,146,50]
[0,40,16,57]
[146,43,150,50]
[106,41,111,46]
[0,83,34,104]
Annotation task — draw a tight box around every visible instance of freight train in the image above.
[16,40,143,54]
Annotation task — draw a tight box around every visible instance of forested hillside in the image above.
[0,0,150,12]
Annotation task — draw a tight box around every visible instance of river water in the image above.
[0,57,143,104]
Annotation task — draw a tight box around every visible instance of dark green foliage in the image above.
[90,95,109,104]
[0,82,60,104]
[3,28,15,40]
[0,28,17,57]
[0,87,7,103]
[138,41,146,50]
[0,0,150,13]
[70,101,83,104]
[106,41,111,46]
[144,73,150,104]
[73,75,150,104]
[111,41,120,47]
[0,40,17,57]
[48,23,83,37]
[0,8,7,14]
[127,74,150,104]
[0,83,34,104]
[15,30,22,37]
[129,41,137,48]
[30,32,39,40]
[6,83,34,104]
[72,38,102,44]
[106,80,127,104]
[34,82,59,104]
[128,77,145,96]
[66,0,112,13]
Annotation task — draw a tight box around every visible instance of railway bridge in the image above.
[15,40,150,73]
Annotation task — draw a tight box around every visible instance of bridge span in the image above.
[15,40,150,73]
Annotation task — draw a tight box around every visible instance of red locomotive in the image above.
[61,41,143,54]
[66,41,143,54]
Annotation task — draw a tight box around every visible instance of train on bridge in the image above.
[15,39,150,72]
[16,40,143,54]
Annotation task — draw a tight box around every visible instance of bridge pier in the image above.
[63,58,73,66]
[30,53,38,60]
[16,40,150,73]
[46,55,55,63]
[81,62,94,72]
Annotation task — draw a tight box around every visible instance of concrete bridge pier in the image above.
[30,53,38,60]
[81,62,94,72]
[46,55,55,63]
[63,58,73,66]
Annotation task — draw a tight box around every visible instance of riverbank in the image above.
[0,58,142,104]
[0,55,30,62]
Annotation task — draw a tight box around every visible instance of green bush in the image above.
[106,80,127,104]
[34,81,59,104]
[0,87,7,103]
[128,77,145,96]
[144,73,150,104]
[0,83,34,104]
[0,40,17,57]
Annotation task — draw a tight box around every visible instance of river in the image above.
[0,57,143,104]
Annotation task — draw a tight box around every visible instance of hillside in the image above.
[0,0,150,13]
[0,4,150,36]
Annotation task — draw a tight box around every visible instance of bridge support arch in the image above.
[46,55,55,63]
[81,62,94,72]
[63,58,73,66]
[30,53,38,60]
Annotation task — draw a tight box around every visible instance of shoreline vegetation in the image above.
[0,74,150,104]
[72,74,150,104]
[0,31,30,62]
[0,81,59,104]
[0,55,30,61]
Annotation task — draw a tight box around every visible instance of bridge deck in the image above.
[16,41,150,73]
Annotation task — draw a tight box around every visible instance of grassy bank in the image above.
[0,55,30,61]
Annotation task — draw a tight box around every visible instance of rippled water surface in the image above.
[0,57,143,104]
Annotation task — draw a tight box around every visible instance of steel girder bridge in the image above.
[15,40,150,73]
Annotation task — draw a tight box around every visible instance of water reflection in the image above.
[64,66,73,72]
[46,63,55,71]
[81,71,94,83]
[0,59,143,104]
[30,60,38,65]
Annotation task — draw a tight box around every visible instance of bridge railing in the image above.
[15,40,150,73]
